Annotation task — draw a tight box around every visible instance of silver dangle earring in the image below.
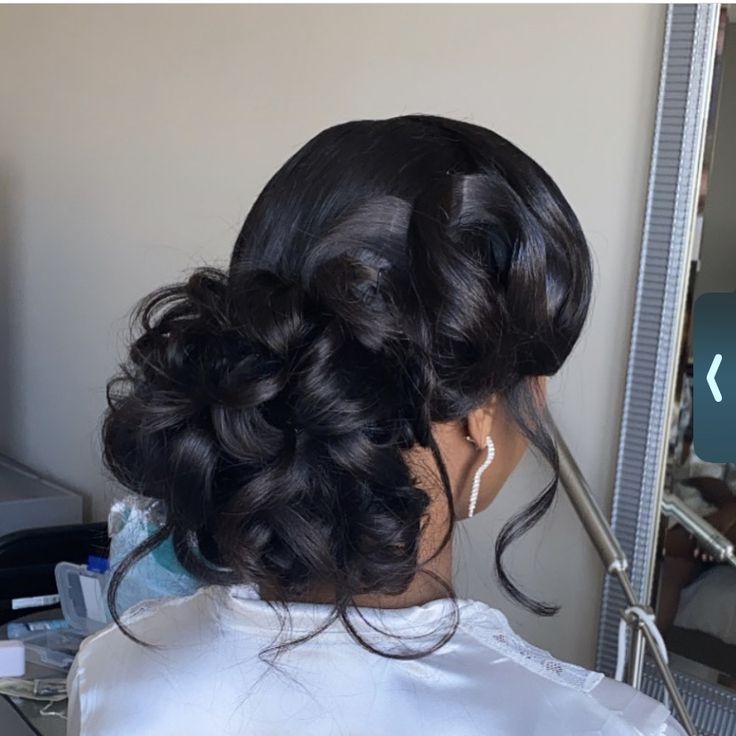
[466,435,495,518]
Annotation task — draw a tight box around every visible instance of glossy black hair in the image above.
[102,114,592,660]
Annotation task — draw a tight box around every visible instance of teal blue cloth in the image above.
[107,498,202,614]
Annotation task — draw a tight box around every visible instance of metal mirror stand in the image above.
[594,5,735,736]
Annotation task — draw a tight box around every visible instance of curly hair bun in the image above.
[103,114,592,657]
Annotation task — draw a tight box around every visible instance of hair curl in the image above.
[102,114,592,660]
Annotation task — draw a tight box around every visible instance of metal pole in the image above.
[612,567,697,735]
[627,626,645,688]
[640,618,696,735]
[554,423,698,734]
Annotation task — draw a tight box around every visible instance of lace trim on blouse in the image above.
[460,604,606,693]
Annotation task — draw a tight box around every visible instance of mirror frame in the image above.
[594,4,734,735]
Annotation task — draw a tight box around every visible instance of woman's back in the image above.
[66,586,684,736]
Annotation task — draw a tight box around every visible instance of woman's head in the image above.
[103,114,592,657]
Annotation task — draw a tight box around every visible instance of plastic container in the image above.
[21,629,86,672]
[54,556,112,636]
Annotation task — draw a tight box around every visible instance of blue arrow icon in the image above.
[707,353,723,403]
[694,293,736,460]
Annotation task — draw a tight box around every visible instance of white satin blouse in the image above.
[66,585,686,735]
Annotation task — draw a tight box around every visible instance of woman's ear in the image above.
[464,396,496,448]
[532,376,548,409]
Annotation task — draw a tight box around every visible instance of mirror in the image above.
[596,5,736,735]
[653,5,736,693]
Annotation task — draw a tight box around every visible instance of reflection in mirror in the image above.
[653,8,736,695]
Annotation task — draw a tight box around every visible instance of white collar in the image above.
[210,583,506,639]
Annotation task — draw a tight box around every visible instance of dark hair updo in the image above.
[102,114,592,659]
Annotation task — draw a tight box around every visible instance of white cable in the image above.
[615,615,629,683]
[608,558,628,574]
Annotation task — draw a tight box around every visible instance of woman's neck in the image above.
[352,536,454,609]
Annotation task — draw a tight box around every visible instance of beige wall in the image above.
[0,5,665,669]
